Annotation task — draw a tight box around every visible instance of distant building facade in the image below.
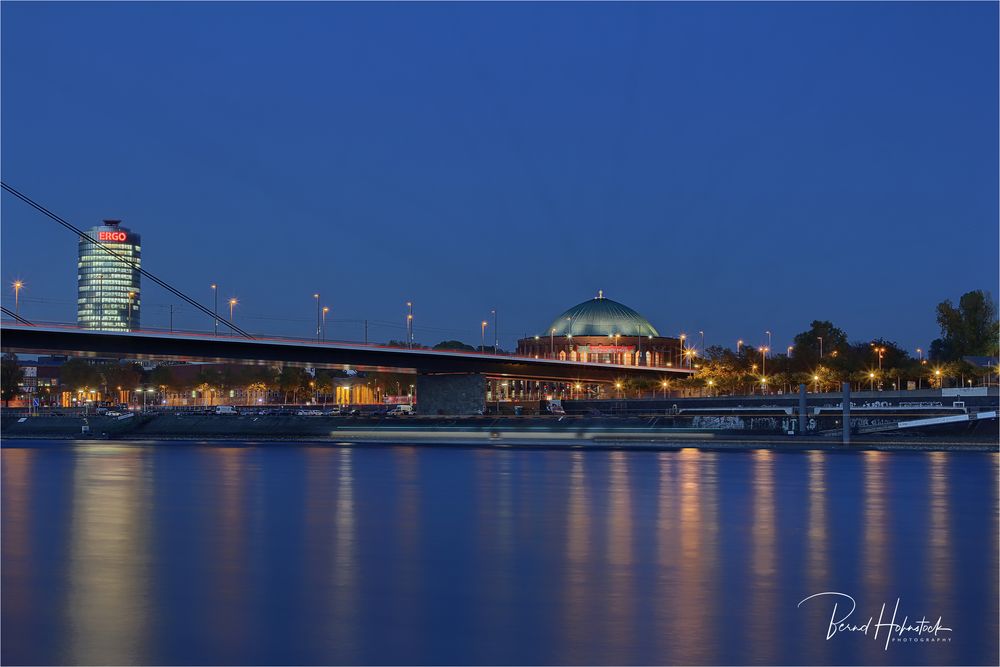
[77,220,141,331]
[516,292,681,367]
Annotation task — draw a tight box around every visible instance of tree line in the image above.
[1,289,996,404]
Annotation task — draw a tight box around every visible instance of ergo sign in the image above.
[98,231,128,242]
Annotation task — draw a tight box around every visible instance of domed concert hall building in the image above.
[516,291,682,367]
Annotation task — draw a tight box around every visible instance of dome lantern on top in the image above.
[544,292,659,338]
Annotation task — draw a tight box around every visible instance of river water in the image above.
[1,440,997,665]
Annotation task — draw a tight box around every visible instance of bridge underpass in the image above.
[1,324,694,414]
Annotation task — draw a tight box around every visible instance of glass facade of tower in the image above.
[77,220,141,331]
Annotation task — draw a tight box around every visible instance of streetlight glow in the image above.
[11,279,24,317]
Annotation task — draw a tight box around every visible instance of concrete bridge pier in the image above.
[415,373,488,415]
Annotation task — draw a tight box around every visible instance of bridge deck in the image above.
[0,324,693,383]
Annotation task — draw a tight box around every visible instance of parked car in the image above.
[326,406,361,416]
[295,409,324,416]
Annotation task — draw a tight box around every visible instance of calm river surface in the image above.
[1,440,997,665]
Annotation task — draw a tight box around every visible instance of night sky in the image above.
[2,2,996,353]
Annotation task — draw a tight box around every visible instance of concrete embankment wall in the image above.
[4,412,996,442]
[566,388,999,415]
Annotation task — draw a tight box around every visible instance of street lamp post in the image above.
[679,334,686,366]
[229,297,237,325]
[211,284,218,336]
[314,293,321,341]
[761,346,768,377]
[813,374,820,393]
[406,302,413,349]
[322,306,329,342]
[699,330,705,352]
[550,328,556,358]
[817,336,823,359]
[737,339,743,355]
[12,280,23,318]
[869,372,875,392]
[127,291,135,331]
[481,320,488,352]
[492,309,498,354]
[765,331,772,357]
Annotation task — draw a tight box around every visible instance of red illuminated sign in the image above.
[98,231,127,242]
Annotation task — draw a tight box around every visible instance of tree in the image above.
[1,353,24,407]
[101,362,142,395]
[930,290,998,360]
[59,359,102,393]
[277,366,310,404]
[433,340,475,351]
[148,365,178,391]
[791,321,849,370]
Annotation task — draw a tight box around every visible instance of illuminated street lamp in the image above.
[550,328,556,358]
[481,320,488,353]
[869,372,876,391]
[322,306,330,342]
[765,331,772,357]
[661,380,668,399]
[934,368,942,388]
[229,297,238,324]
[737,339,743,355]
[127,291,135,331]
[813,374,820,393]
[615,381,623,398]
[706,379,714,397]
[787,345,793,357]
[11,280,23,318]
[875,345,885,371]
[916,347,923,362]
[760,347,768,377]
[405,301,413,348]
[679,333,687,366]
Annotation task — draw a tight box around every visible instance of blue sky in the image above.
[2,2,997,353]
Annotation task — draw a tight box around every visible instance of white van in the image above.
[215,405,238,415]
[387,404,414,416]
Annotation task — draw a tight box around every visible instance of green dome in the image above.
[545,292,659,337]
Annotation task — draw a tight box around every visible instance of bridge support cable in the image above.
[1,182,253,339]
[0,306,33,326]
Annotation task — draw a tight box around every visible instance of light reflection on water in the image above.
[1,441,997,666]
[65,448,152,666]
